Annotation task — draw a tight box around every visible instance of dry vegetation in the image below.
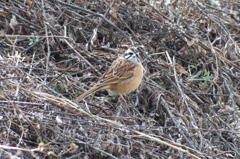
[0,0,240,158]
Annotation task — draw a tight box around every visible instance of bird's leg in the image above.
[119,94,128,104]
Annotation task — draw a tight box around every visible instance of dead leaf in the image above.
[90,28,99,47]
[186,95,200,110]
[10,15,18,32]
[0,11,10,17]
[109,8,118,24]
[175,63,190,76]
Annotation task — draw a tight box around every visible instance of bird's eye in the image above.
[124,51,134,58]
[129,52,133,56]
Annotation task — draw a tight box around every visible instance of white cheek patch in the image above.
[124,53,132,59]
[121,48,141,64]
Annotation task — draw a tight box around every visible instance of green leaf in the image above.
[191,70,202,79]
[204,69,209,76]
[202,75,211,89]
[96,96,116,104]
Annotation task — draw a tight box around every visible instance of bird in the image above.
[75,47,143,102]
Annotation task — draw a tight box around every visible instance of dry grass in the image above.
[0,0,240,158]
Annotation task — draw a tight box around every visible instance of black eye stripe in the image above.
[124,52,134,58]
[123,48,141,63]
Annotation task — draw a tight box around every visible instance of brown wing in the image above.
[95,58,136,88]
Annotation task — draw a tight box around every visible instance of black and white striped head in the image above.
[121,47,141,63]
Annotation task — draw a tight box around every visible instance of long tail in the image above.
[75,86,101,102]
